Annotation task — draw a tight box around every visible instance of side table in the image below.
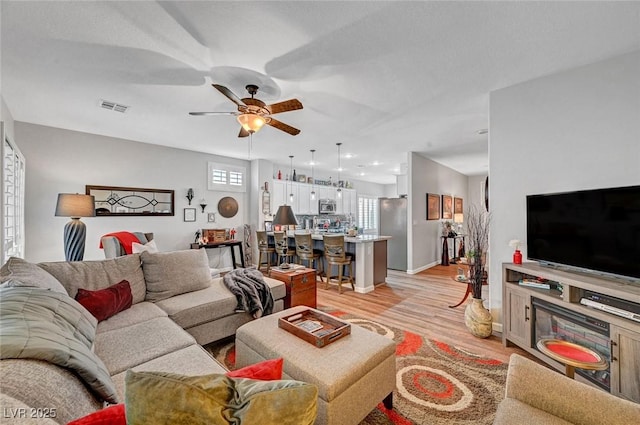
[269,267,317,309]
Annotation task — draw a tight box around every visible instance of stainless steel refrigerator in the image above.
[379,197,407,270]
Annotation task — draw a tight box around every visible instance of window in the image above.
[358,195,378,234]
[207,162,246,192]
[2,131,25,263]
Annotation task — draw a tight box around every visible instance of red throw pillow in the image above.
[67,404,125,425]
[75,280,132,322]
[226,358,284,381]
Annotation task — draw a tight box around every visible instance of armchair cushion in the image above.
[496,354,640,425]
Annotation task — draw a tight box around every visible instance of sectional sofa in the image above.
[0,249,290,424]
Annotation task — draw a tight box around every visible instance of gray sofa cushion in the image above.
[154,282,239,329]
[110,344,227,400]
[0,257,66,294]
[155,277,286,330]
[96,301,167,334]
[141,249,211,302]
[39,254,147,304]
[94,317,195,375]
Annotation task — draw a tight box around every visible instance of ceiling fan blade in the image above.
[212,84,246,107]
[268,99,303,114]
[267,118,301,136]
[238,127,250,138]
[189,111,237,116]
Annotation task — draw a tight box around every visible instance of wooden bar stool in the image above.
[274,231,294,267]
[256,230,275,273]
[323,234,354,294]
[295,233,324,279]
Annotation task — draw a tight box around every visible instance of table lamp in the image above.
[273,204,298,269]
[55,193,95,261]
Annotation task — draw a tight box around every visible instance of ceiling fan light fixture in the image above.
[237,113,266,133]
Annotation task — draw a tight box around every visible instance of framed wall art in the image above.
[86,185,174,216]
[454,197,464,215]
[442,195,453,220]
[184,208,196,222]
[427,193,440,220]
[264,221,273,232]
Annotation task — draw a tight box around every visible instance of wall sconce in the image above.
[199,198,207,213]
[186,188,194,205]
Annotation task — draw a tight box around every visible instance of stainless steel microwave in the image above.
[319,199,336,214]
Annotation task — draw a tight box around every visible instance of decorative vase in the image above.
[513,249,522,264]
[464,298,493,338]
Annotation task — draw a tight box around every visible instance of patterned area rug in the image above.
[205,309,508,425]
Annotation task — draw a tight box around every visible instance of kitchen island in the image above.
[269,233,391,293]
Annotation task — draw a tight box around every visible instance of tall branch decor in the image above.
[464,204,493,338]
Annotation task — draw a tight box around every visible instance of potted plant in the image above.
[464,204,492,338]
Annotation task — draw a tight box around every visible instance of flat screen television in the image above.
[526,185,640,281]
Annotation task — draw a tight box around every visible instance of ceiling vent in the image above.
[100,100,129,113]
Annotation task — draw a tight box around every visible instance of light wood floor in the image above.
[315,265,530,363]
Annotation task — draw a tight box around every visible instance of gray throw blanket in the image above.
[0,286,118,403]
[222,268,274,319]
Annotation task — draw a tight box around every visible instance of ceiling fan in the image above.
[189,84,303,137]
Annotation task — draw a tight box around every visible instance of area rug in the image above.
[205,309,508,425]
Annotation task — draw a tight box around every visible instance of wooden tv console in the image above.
[502,262,640,403]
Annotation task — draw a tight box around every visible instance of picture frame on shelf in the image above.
[442,195,453,220]
[264,221,273,232]
[427,193,440,220]
[184,208,196,222]
[298,174,306,183]
[454,197,464,214]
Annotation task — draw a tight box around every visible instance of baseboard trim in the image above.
[407,261,438,275]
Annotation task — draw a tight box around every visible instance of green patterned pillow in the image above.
[125,370,317,425]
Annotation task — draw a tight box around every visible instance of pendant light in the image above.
[336,142,342,199]
[288,155,294,203]
[310,149,316,201]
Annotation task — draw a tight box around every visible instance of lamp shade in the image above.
[237,114,266,133]
[55,194,96,218]
[273,205,298,226]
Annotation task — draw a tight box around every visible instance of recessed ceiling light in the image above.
[344,153,353,159]
[372,161,380,166]
[477,128,488,135]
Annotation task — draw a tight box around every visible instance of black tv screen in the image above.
[526,185,640,281]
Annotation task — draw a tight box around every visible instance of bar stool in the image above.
[274,231,294,267]
[323,234,354,294]
[256,230,275,273]
[295,233,324,279]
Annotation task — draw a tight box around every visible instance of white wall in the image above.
[15,122,252,266]
[467,174,487,213]
[408,152,468,273]
[1,97,15,139]
[489,51,640,326]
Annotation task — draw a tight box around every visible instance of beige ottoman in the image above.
[235,306,396,425]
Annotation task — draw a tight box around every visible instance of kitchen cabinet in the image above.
[271,180,287,213]
[272,180,355,216]
[336,188,357,215]
[297,184,316,214]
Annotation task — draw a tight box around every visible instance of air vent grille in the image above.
[100,100,129,113]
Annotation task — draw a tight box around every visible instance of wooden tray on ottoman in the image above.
[278,309,351,348]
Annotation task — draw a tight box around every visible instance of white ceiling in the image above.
[2,1,639,184]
